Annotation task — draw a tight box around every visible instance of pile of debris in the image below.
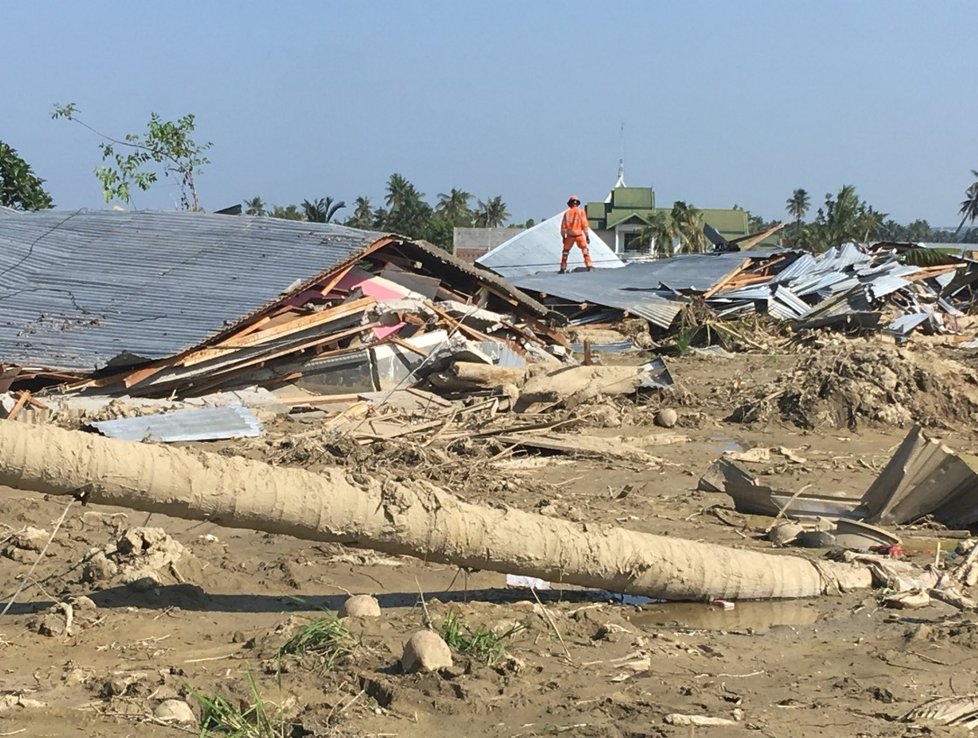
[703,424,978,532]
[499,241,978,345]
[727,342,978,429]
[0,210,570,417]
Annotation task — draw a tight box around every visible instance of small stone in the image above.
[10,526,49,552]
[339,594,381,619]
[231,630,247,643]
[82,551,118,583]
[31,613,66,638]
[400,630,453,673]
[63,668,90,687]
[654,408,678,428]
[768,522,804,547]
[153,699,197,725]
[70,595,97,611]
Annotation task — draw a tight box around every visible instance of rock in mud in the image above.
[339,594,381,619]
[10,526,49,552]
[153,699,197,725]
[654,408,678,428]
[769,522,804,546]
[82,550,119,583]
[401,630,453,673]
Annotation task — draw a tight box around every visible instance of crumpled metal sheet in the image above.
[89,404,263,442]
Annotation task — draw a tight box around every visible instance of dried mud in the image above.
[3,344,978,737]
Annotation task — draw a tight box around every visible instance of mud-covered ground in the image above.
[4,344,978,737]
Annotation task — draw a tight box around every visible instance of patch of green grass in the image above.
[190,672,287,738]
[277,612,355,673]
[436,610,525,666]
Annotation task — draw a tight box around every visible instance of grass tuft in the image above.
[436,610,525,666]
[277,612,356,673]
[190,672,287,738]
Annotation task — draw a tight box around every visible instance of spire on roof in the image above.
[614,158,626,189]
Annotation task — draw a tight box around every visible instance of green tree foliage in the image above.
[301,196,346,223]
[474,196,509,228]
[785,188,810,242]
[956,170,978,236]
[436,188,473,226]
[269,204,303,220]
[53,102,211,210]
[345,196,375,229]
[670,201,707,253]
[383,173,433,236]
[0,140,53,211]
[243,196,266,216]
[638,210,673,257]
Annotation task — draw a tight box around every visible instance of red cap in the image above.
[567,195,580,204]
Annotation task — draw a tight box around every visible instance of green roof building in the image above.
[586,175,750,257]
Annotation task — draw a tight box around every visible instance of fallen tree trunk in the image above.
[0,422,872,600]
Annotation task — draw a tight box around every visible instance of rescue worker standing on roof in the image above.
[560,195,594,273]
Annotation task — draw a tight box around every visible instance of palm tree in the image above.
[956,170,978,236]
[669,201,706,253]
[639,210,673,257]
[243,196,265,216]
[855,206,887,243]
[302,196,346,223]
[345,196,374,229]
[785,189,810,240]
[474,196,509,228]
[385,173,415,211]
[436,188,473,226]
[269,204,303,221]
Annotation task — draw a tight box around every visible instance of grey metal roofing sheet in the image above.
[510,266,688,328]
[0,209,385,371]
[89,404,263,441]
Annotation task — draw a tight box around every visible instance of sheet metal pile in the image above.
[506,242,978,341]
[0,209,569,415]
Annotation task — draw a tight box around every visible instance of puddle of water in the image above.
[694,435,744,454]
[627,600,819,631]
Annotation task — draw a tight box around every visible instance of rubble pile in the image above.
[504,241,978,348]
[729,345,978,429]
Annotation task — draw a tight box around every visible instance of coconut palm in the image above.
[243,196,265,216]
[436,188,473,226]
[474,196,509,228]
[269,204,303,221]
[302,196,347,223]
[785,189,810,240]
[345,196,374,229]
[956,170,978,236]
[385,173,416,211]
[669,201,707,253]
[639,210,673,257]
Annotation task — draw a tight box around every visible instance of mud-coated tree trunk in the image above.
[0,422,871,600]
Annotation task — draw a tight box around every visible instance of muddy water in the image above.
[627,599,819,631]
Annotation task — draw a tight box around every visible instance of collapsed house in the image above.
[0,209,569,410]
[479,239,978,342]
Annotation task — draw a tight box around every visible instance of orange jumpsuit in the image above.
[560,205,593,272]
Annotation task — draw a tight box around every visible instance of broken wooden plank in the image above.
[7,391,31,420]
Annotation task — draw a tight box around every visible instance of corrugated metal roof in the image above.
[510,267,687,329]
[0,209,386,371]
[767,285,811,320]
[476,213,624,278]
[89,404,263,441]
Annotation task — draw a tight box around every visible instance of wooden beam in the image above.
[177,296,376,368]
[7,391,31,420]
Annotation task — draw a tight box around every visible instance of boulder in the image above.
[401,630,453,673]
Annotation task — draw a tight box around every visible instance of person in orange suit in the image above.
[560,195,594,273]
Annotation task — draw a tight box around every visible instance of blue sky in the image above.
[3,1,975,226]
